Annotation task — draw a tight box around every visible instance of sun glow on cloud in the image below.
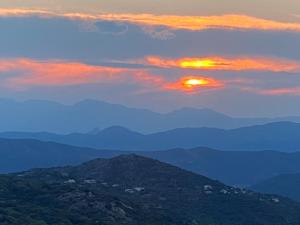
[145,56,300,72]
[0,58,225,94]
[1,58,299,96]
[179,60,216,69]
[1,8,300,32]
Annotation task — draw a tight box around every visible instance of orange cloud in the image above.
[1,8,300,32]
[144,56,300,72]
[0,58,225,94]
[0,8,50,17]
[0,59,129,88]
[80,14,300,32]
[0,58,169,92]
[257,88,300,96]
[2,58,298,97]
[165,76,224,93]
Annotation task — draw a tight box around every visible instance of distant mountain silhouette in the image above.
[2,121,300,152]
[2,138,300,186]
[141,148,300,186]
[251,173,300,202]
[2,155,300,225]
[0,98,300,133]
[0,138,122,173]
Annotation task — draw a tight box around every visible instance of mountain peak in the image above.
[68,154,219,190]
[99,126,143,136]
[83,154,146,166]
[110,153,145,161]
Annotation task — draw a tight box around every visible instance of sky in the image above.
[0,1,300,116]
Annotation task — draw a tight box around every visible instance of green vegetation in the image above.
[1,155,300,225]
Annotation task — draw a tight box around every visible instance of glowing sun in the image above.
[183,78,210,87]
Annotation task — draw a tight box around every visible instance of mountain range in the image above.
[0,138,121,174]
[251,173,300,202]
[1,155,300,225]
[142,148,300,186]
[2,138,300,186]
[1,98,300,133]
[2,121,300,152]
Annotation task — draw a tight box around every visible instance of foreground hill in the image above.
[2,139,300,186]
[0,98,299,133]
[2,122,300,151]
[1,155,300,225]
[251,173,300,202]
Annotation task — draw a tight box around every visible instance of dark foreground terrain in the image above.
[1,155,300,225]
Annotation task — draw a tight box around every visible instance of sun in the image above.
[183,78,210,88]
[164,76,223,93]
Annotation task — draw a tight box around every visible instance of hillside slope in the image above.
[1,155,300,225]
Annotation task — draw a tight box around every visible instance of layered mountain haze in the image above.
[0,138,123,173]
[3,138,300,186]
[0,99,300,134]
[1,155,300,225]
[1,1,300,224]
[251,173,300,202]
[143,148,300,186]
[2,121,300,152]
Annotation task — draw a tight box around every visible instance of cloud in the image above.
[2,57,299,97]
[79,21,128,35]
[84,14,300,32]
[0,58,147,88]
[256,87,300,96]
[142,56,300,72]
[0,58,227,94]
[142,26,175,40]
[1,8,300,33]
[0,8,50,17]
[1,58,299,97]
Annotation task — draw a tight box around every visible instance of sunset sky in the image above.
[0,0,300,116]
